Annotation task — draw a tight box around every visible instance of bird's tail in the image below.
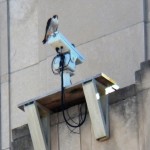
[42,38,47,44]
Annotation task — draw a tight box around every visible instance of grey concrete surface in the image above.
[136,61,150,150]
[109,84,136,104]
[38,0,145,66]
[51,125,59,150]
[9,0,39,72]
[93,97,138,150]
[11,125,33,150]
[2,0,146,131]
[12,124,30,140]
[39,60,47,95]
[1,0,150,149]
[146,0,150,22]
[11,94,139,150]
[11,60,150,150]
[11,64,40,129]
[136,62,150,91]
[59,118,81,150]
[0,0,8,82]
[147,23,150,59]
[140,89,150,149]
[10,57,60,129]
[72,23,144,87]
[46,56,61,91]
[0,1,11,149]
[11,20,145,128]
[38,0,54,61]
[1,82,10,150]
[143,0,150,60]
[80,115,92,150]
[39,0,143,46]
[0,0,6,2]
[12,135,33,150]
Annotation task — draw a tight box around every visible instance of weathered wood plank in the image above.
[83,80,108,140]
[19,73,116,112]
[24,103,48,150]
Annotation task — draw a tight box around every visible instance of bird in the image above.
[42,15,59,44]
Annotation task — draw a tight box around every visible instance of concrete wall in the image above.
[10,0,145,130]
[38,0,145,88]
[0,0,149,149]
[12,125,33,150]
[144,0,150,59]
[12,91,139,150]
[50,95,139,150]
[11,60,150,150]
[0,0,11,150]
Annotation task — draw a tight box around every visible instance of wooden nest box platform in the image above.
[18,73,116,112]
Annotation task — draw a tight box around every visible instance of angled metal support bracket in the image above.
[24,101,50,150]
[82,79,109,141]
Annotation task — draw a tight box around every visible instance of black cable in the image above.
[66,103,86,125]
[64,94,79,125]
[60,52,87,128]
[51,52,71,75]
[63,90,85,126]
[51,55,60,75]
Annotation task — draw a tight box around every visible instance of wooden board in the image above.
[83,80,109,140]
[18,73,116,112]
[24,103,48,150]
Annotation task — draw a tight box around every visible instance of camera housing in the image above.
[47,32,85,87]
[47,32,85,65]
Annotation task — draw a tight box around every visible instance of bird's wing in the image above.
[42,18,52,44]
[46,18,52,32]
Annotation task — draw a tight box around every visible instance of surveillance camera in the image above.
[47,32,85,65]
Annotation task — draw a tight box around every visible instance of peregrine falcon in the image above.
[42,15,59,44]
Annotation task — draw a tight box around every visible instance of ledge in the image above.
[109,84,136,105]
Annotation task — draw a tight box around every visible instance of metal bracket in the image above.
[24,102,50,150]
[82,79,109,140]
